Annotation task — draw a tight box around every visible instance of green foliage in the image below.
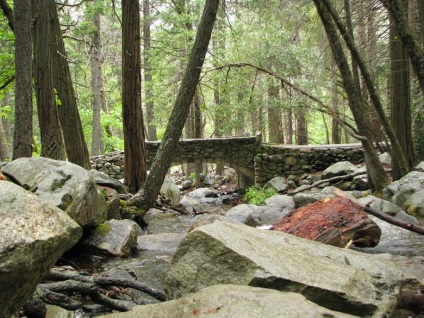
[243,186,277,206]
[94,223,111,236]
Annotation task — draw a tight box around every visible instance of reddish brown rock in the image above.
[272,197,381,248]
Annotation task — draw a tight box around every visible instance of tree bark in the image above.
[389,1,415,180]
[143,0,157,141]
[381,0,424,93]
[90,6,106,156]
[0,0,14,31]
[48,0,91,168]
[322,0,411,178]
[33,0,65,160]
[12,0,33,159]
[122,0,147,194]
[267,83,283,143]
[128,0,219,210]
[314,0,389,191]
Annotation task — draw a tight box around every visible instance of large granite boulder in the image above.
[0,181,82,318]
[2,157,108,229]
[98,284,358,318]
[163,221,404,317]
[383,171,424,218]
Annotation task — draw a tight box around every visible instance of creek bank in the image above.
[1,157,424,317]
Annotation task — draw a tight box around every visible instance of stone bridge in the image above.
[90,133,365,187]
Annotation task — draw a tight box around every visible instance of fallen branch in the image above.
[289,170,368,195]
[46,269,166,301]
[333,188,424,236]
[38,280,134,312]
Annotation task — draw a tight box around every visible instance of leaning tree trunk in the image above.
[128,0,220,211]
[48,0,90,169]
[321,0,411,178]
[314,0,389,191]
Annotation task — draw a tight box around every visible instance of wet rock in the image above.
[98,284,359,318]
[163,221,403,317]
[188,214,239,232]
[0,181,82,318]
[137,232,186,254]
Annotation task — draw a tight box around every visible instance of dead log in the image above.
[333,188,424,236]
[272,197,382,248]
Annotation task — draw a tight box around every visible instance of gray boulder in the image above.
[161,177,181,206]
[357,195,404,216]
[265,176,288,192]
[225,196,294,227]
[98,284,358,318]
[2,157,108,229]
[163,221,404,317]
[322,161,358,179]
[90,169,128,194]
[383,171,424,215]
[81,219,140,257]
[415,161,424,172]
[0,181,82,318]
[225,204,259,226]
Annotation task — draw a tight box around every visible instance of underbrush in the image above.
[243,186,277,205]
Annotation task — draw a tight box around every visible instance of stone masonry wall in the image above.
[90,135,261,180]
[254,144,364,186]
[90,138,365,187]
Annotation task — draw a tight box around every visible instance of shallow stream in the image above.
[72,197,424,317]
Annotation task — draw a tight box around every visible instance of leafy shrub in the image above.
[243,187,277,205]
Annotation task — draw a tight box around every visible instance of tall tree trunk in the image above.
[33,0,65,160]
[413,0,424,161]
[331,60,341,144]
[381,0,424,93]
[295,103,307,145]
[235,92,245,136]
[13,0,33,159]
[48,0,90,168]
[322,0,410,177]
[267,83,283,143]
[122,0,147,193]
[314,0,389,191]
[389,0,415,180]
[128,0,219,210]
[90,9,105,156]
[143,0,157,141]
